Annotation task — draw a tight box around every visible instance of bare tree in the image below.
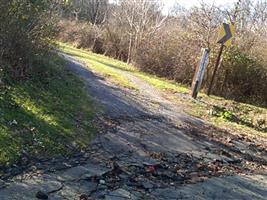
[84,0,108,24]
[68,0,108,22]
[113,0,168,64]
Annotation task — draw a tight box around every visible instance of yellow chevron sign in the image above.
[217,23,235,47]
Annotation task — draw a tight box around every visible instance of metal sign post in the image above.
[207,22,235,96]
[207,44,224,96]
[192,48,210,99]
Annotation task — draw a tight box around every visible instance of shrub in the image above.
[213,46,267,103]
[0,0,57,79]
[135,27,201,85]
[57,20,105,54]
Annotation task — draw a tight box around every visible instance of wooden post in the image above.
[192,48,210,99]
[207,44,224,96]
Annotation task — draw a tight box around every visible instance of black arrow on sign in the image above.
[217,23,232,44]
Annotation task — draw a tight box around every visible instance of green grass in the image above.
[136,73,189,93]
[0,56,96,167]
[59,43,189,93]
[59,43,137,90]
[59,43,266,137]
[170,93,267,137]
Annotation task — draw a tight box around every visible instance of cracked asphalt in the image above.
[0,54,266,200]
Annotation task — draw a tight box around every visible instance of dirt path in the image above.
[0,55,266,200]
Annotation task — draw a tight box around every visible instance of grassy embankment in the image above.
[60,43,266,138]
[0,56,96,167]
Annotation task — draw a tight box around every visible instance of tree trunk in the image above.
[127,34,133,64]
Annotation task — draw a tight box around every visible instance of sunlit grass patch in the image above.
[59,42,189,93]
[0,55,97,166]
[136,73,190,94]
[59,43,137,89]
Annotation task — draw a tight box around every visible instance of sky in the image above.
[167,0,239,8]
[109,0,240,8]
[161,0,242,15]
[109,0,242,13]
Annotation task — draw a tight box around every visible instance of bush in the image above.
[57,20,105,54]
[57,20,129,60]
[212,46,267,103]
[135,27,201,85]
[0,0,57,79]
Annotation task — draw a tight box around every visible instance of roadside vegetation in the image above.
[60,43,266,137]
[57,0,267,106]
[0,1,96,167]
[0,56,96,167]
[175,94,267,138]
[0,1,58,80]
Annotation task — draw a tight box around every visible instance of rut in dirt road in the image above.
[0,55,266,200]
